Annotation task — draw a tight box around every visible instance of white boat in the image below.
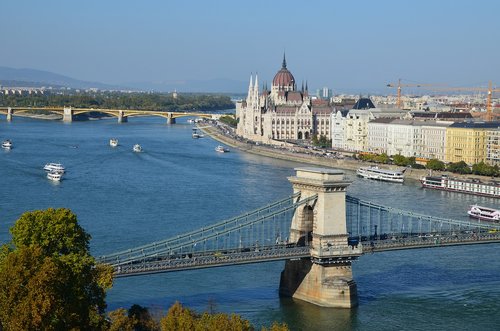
[1,140,12,149]
[133,144,142,152]
[47,171,63,182]
[356,165,405,183]
[109,138,119,147]
[192,128,204,139]
[187,119,195,124]
[44,163,65,173]
[420,175,500,198]
[467,205,500,222]
[215,145,229,153]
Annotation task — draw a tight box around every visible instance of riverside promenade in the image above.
[198,122,431,181]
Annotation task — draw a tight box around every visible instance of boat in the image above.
[215,145,229,153]
[47,171,63,182]
[467,205,500,222]
[192,128,204,139]
[133,144,142,153]
[44,163,65,173]
[1,140,12,149]
[420,175,500,198]
[356,166,405,183]
[109,138,119,147]
[187,119,195,124]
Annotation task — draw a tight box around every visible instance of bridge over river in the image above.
[98,167,500,308]
[0,106,225,123]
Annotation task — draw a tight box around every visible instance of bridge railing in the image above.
[345,195,500,241]
[99,193,318,267]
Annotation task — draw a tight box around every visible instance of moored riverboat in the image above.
[467,205,500,222]
[420,175,500,198]
[356,166,405,183]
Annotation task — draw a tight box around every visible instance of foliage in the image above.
[446,161,472,174]
[158,301,289,331]
[358,153,390,164]
[426,159,446,171]
[0,208,113,330]
[107,305,160,331]
[392,154,410,166]
[311,134,330,148]
[471,161,499,177]
[219,115,238,127]
[0,91,235,112]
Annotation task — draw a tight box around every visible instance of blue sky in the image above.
[1,0,499,92]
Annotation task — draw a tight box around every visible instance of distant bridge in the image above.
[97,168,500,308]
[0,106,225,123]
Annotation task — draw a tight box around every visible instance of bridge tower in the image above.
[166,112,176,124]
[63,107,73,122]
[280,167,362,308]
[118,110,128,123]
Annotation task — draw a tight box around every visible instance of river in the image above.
[0,116,498,330]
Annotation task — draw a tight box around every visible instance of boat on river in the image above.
[467,205,500,222]
[420,175,500,198]
[356,166,405,183]
[133,144,142,153]
[44,163,65,173]
[109,138,118,147]
[215,145,229,153]
[47,171,63,182]
[1,140,12,149]
[192,128,203,139]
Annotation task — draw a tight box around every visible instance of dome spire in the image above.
[282,52,287,68]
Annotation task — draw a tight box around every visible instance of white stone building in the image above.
[236,55,335,144]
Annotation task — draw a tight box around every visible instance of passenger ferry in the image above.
[109,138,119,147]
[420,175,500,198]
[133,144,142,153]
[356,166,405,183]
[192,128,202,139]
[47,171,63,182]
[44,163,65,173]
[467,205,500,222]
[215,145,229,153]
[1,140,12,149]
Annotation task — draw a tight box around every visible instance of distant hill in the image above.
[0,66,123,90]
[123,78,248,94]
[0,66,248,93]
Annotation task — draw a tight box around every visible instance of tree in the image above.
[472,161,497,177]
[426,159,445,171]
[0,208,113,330]
[392,154,410,166]
[447,161,472,174]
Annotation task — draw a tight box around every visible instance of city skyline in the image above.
[1,0,499,92]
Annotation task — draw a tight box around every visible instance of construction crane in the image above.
[434,81,500,121]
[386,79,437,109]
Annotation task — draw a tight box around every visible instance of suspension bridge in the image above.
[97,167,500,308]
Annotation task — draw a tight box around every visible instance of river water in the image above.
[0,117,498,330]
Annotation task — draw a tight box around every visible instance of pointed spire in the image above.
[282,52,287,68]
[249,74,253,90]
[301,81,304,92]
[254,73,259,91]
[305,81,308,91]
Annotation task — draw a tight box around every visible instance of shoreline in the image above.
[198,123,497,183]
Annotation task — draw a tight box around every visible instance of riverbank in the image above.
[198,123,496,183]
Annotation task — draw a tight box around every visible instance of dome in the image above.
[272,54,295,88]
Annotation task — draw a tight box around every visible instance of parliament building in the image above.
[236,55,335,144]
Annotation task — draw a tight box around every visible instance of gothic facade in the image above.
[236,55,334,144]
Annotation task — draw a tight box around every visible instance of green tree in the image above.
[0,208,113,330]
[311,134,319,145]
[392,154,410,166]
[447,161,472,174]
[108,308,135,331]
[472,161,497,176]
[426,158,446,171]
[374,153,390,164]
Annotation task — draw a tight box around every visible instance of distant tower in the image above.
[172,89,178,99]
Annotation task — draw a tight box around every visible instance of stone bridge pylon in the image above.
[279,167,362,308]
